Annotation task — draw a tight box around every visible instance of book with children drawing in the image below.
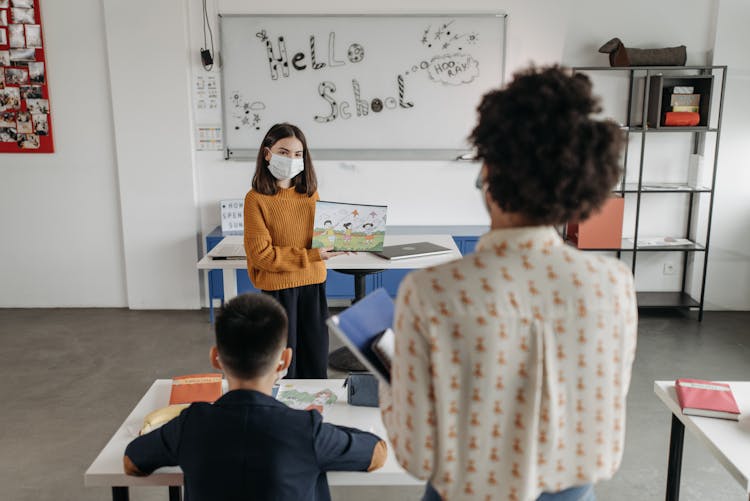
[312,201,387,252]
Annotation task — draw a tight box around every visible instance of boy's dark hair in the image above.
[470,65,624,224]
[215,293,288,379]
[253,122,318,197]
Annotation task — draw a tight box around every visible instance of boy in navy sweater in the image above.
[124,293,386,500]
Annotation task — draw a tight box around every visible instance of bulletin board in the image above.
[219,14,506,160]
[0,0,53,153]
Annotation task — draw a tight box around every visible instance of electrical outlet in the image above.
[663,262,677,275]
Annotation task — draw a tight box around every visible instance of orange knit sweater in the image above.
[243,187,325,291]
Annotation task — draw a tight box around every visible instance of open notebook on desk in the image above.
[327,288,394,385]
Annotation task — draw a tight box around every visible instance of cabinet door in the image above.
[452,236,479,255]
[206,234,225,300]
[461,237,479,255]
[325,270,355,299]
[381,269,413,298]
[236,270,258,294]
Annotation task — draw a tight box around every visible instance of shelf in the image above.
[637,291,700,309]
[621,126,718,133]
[615,183,712,193]
[572,65,725,320]
[573,65,727,72]
[564,239,630,252]
[622,238,705,252]
[566,238,705,252]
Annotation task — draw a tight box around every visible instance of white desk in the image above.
[85,379,421,500]
[197,234,462,301]
[654,381,750,501]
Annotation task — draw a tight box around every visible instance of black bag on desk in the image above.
[345,372,379,407]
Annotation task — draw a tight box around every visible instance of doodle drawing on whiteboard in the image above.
[231,91,266,131]
[408,20,480,85]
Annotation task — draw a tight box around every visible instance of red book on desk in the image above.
[169,374,223,404]
[675,378,740,421]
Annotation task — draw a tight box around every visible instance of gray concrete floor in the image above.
[0,307,748,501]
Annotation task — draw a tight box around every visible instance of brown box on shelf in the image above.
[566,196,625,249]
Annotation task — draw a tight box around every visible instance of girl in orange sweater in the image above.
[244,123,343,378]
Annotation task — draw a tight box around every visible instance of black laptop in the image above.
[374,241,452,260]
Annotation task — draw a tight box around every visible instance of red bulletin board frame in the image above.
[0,0,53,153]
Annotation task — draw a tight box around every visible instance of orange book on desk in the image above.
[169,373,223,404]
[566,196,624,249]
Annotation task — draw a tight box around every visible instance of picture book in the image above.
[675,378,740,421]
[168,373,223,405]
[276,385,338,414]
[327,288,394,385]
[312,201,387,252]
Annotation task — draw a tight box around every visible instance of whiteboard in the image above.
[219,14,506,160]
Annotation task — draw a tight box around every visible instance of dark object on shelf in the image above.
[599,38,687,67]
[647,75,713,128]
[664,112,700,127]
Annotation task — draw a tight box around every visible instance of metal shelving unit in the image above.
[573,65,727,320]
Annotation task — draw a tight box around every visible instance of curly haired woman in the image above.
[380,66,638,501]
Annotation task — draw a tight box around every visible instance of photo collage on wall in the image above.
[0,0,53,152]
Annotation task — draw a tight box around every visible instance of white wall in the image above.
[0,0,126,307]
[102,0,201,309]
[703,0,750,310]
[2,0,747,310]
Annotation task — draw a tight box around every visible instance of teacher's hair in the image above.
[253,123,318,196]
[470,65,624,224]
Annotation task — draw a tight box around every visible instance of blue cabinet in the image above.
[457,237,479,254]
[206,227,258,322]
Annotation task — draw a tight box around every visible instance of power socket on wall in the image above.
[663,262,678,275]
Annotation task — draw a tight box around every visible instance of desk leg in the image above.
[169,486,182,501]
[353,273,366,302]
[111,487,129,501]
[222,269,238,301]
[666,413,685,501]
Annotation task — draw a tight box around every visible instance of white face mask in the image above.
[267,153,304,180]
[275,364,288,384]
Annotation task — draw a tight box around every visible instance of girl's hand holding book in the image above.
[319,247,349,260]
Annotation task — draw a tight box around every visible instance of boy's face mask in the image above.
[275,364,288,384]
[267,153,304,180]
